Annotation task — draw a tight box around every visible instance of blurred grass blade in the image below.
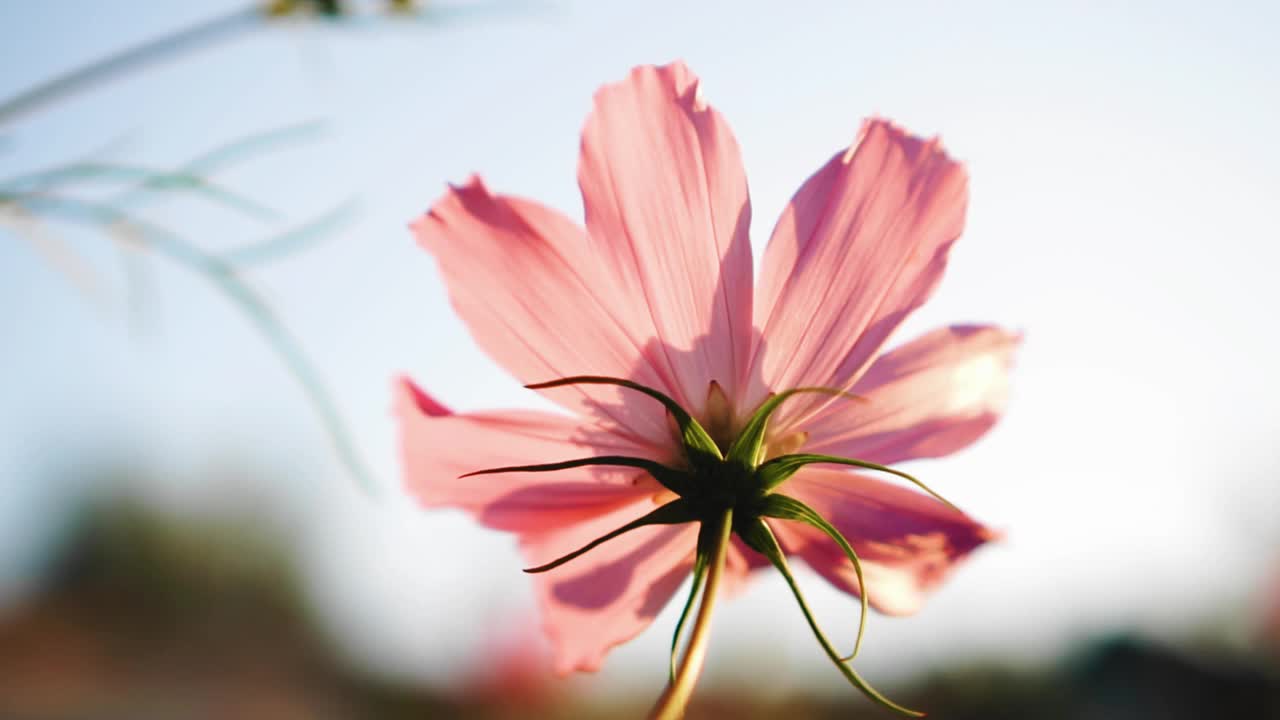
[12,194,377,494]
[105,121,327,216]
[3,162,278,221]
[0,7,260,126]
[181,120,327,175]
[222,200,356,267]
[0,205,107,302]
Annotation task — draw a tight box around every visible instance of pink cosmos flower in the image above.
[398,61,1017,716]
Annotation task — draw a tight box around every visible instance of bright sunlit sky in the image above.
[2,0,1279,697]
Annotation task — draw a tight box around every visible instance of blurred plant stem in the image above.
[0,6,260,126]
[0,2,427,126]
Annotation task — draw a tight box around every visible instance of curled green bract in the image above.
[758,493,870,662]
[522,499,698,574]
[737,518,924,717]
[527,376,722,465]
[462,375,965,716]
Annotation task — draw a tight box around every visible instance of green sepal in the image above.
[758,493,868,661]
[523,499,697,574]
[726,387,861,467]
[527,376,722,464]
[757,453,958,511]
[669,529,711,683]
[738,517,924,718]
[460,454,691,497]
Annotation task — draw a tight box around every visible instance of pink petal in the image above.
[397,377,662,534]
[523,513,759,674]
[411,178,674,446]
[522,503,699,674]
[773,468,994,615]
[399,378,719,674]
[578,62,754,417]
[399,378,750,672]
[749,119,968,422]
[801,324,1021,465]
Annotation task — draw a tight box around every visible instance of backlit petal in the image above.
[578,62,754,417]
[523,502,698,674]
[750,119,968,423]
[397,377,662,534]
[411,178,672,445]
[801,325,1020,465]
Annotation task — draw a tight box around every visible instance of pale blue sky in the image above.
[2,0,1279,696]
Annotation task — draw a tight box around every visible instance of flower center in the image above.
[683,453,757,518]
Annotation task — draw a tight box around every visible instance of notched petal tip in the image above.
[977,524,1007,544]
[449,172,486,192]
[591,61,710,130]
[949,323,1024,351]
[618,59,697,94]
[666,61,707,112]
[395,376,451,418]
[409,175,488,243]
[842,118,967,186]
[845,117,905,162]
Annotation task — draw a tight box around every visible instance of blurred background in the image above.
[2,1,1279,718]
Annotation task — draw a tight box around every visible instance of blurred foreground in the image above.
[2,485,1278,720]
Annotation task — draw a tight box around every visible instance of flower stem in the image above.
[649,508,734,720]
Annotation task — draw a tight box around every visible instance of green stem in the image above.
[649,508,733,720]
[669,550,709,683]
